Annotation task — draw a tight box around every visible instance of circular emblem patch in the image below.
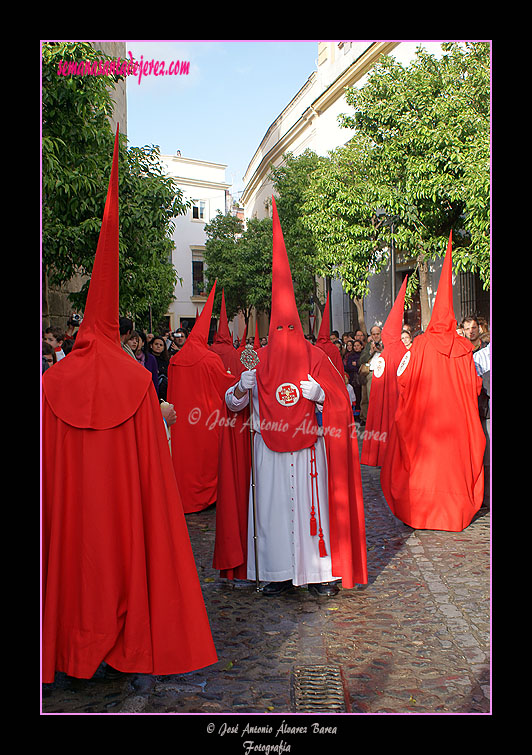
[275,382,300,406]
[397,350,411,376]
[373,356,385,379]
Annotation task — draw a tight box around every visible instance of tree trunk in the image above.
[354,297,366,334]
[313,278,325,316]
[42,268,50,328]
[417,253,431,331]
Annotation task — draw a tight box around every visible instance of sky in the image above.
[125,40,319,198]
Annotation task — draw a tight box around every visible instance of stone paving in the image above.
[41,458,491,717]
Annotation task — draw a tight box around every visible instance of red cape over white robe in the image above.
[167,282,237,513]
[214,342,368,587]
[380,234,485,531]
[213,198,367,587]
[42,128,217,682]
[360,277,408,467]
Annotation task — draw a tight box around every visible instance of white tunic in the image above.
[225,383,340,586]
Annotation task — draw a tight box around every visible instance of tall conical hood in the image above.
[211,288,244,376]
[171,280,217,366]
[212,289,232,346]
[255,196,319,453]
[268,196,305,340]
[316,292,344,376]
[42,126,152,429]
[381,276,408,349]
[316,293,332,347]
[74,127,120,348]
[425,232,471,357]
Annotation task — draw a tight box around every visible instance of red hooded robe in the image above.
[167,282,236,513]
[213,198,367,588]
[380,234,485,531]
[360,276,408,467]
[42,128,217,682]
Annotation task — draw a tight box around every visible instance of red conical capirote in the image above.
[268,197,304,341]
[171,280,217,367]
[255,196,319,452]
[75,126,120,346]
[381,276,408,349]
[42,126,152,429]
[212,289,232,347]
[425,232,470,357]
[316,292,344,376]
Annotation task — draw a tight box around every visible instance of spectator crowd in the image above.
[42,311,490,436]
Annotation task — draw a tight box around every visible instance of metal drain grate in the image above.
[291,664,348,712]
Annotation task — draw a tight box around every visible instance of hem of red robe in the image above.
[386,485,484,532]
[42,631,218,684]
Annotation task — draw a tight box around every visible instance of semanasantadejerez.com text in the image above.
[56,53,190,84]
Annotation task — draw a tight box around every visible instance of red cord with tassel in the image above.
[310,445,327,557]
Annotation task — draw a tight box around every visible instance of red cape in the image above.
[360,277,408,467]
[214,342,368,588]
[167,351,236,512]
[380,236,485,531]
[379,336,485,531]
[212,328,253,579]
[212,402,251,580]
[42,387,218,681]
[42,128,217,681]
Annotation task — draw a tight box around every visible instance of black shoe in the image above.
[308,581,339,597]
[262,580,293,596]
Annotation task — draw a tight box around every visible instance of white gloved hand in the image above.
[238,369,257,392]
[300,374,325,404]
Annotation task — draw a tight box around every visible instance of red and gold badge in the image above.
[275,382,300,406]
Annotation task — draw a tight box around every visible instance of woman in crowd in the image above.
[149,335,171,400]
[343,339,364,415]
[128,330,159,395]
[400,328,413,349]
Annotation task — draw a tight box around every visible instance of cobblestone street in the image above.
[42,459,491,720]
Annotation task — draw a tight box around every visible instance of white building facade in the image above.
[159,154,231,334]
[241,41,487,336]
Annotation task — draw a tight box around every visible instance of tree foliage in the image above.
[203,212,272,323]
[301,42,490,324]
[204,163,322,326]
[41,41,189,329]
